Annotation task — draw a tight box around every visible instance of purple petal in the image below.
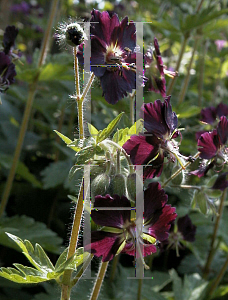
[198,130,220,159]
[122,242,157,256]
[190,161,215,178]
[212,173,228,191]
[164,96,178,134]
[140,100,167,137]
[177,215,196,242]
[85,231,122,262]
[92,194,131,228]
[148,205,177,241]
[3,62,16,84]
[217,116,228,145]
[216,103,228,118]
[200,106,217,124]
[100,68,135,104]
[3,26,18,55]
[147,76,166,97]
[90,9,120,45]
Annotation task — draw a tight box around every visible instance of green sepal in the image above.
[53,130,81,152]
[96,112,124,143]
[113,119,143,146]
[101,227,123,234]
[142,233,156,245]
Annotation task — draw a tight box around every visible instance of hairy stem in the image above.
[203,189,227,279]
[90,261,109,300]
[74,47,80,100]
[61,182,84,299]
[80,72,95,102]
[162,152,200,188]
[129,92,135,125]
[0,0,59,217]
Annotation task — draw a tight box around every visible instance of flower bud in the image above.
[109,174,126,197]
[65,23,85,46]
[126,173,143,202]
[91,174,110,202]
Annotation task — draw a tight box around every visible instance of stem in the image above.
[109,255,119,282]
[178,35,200,104]
[167,34,189,95]
[206,255,228,299]
[80,72,95,102]
[0,0,59,217]
[77,99,84,140]
[137,279,143,300]
[171,184,201,190]
[202,189,227,279]
[71,254,94,287]
[74,47,80,100]
[61,182,84,298]
[129,92,135,126]
[162,152,200,188]
[90,261,109,300]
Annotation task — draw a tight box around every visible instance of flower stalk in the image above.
[90,261,109,300]
[202,188,227,279]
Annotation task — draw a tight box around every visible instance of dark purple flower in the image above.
[144,38,177,97]
[159,215,196,255]
[211,173,228,191]
[85,182,177,263]
[123,96,188,178]
[3,25,19,55]
[77,9,138,104]
[0,52,16,92]
[191,116,228,177]
[200,103,228,124]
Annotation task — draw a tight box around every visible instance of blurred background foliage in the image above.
[0,0,228,299]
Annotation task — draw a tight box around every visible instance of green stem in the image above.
[71,254,94,287]
[90,261,109,300]
[109,255,119,282]
[171,184,201,190]
[77,99,84,140]
[74,47,80,99]
[167,34,189,95]
[80,72,95,102]
[137,279,143,300]
[202,189,227,279]
[0,0,59,217]
[162,152,200,188]
[129,92,135,126]
[178,35,200,104]
[206,255,228,299]
[61,182,84,299]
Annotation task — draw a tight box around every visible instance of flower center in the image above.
[105,43,123,65]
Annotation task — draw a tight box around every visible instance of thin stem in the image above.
[74,47,80,99]
[0,0,59,217]
[80,72,95,102]
[90,261,109,300]
[109,255,119,282]
[71,254,94,287]
[61,182,84,298]
[196,0,205,12]
[206,255,228,299]
[171,184,201,190]
[162,152,200,188]
[202,189,227,279]
[137,278,143,300]
[129,92,136,126]
[167,34,189,95]
[77,99,84,140]
[178,35,200,104]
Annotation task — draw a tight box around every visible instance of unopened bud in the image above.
[91,174,110,202]
[126,173,143,202]
[110,174,126,197]
[65,23,85,46]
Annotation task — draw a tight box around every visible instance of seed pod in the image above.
[110,174,126,197]
[126,173,143,202]
[91,173,110,202]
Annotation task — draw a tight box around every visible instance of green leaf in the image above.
[88,123,99,137]
[54,130,81,152]
[170,269,183,300]
[176,106,201,119]
[0,215,62,254]
[97,112,124,143]
[0,153,42,188]
[39,63,71,81]
[211,285,228,299]
[113,119,143,146]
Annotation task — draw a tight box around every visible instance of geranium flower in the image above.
[85,182,177,265]
[123,96,189,178]
[3,25,19,55]
[200,103,228,124]
[0,52,16,92]
[144,38,177,97]
[159,215,196,256]
[77,9,138,104]
[191,116,228,177]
